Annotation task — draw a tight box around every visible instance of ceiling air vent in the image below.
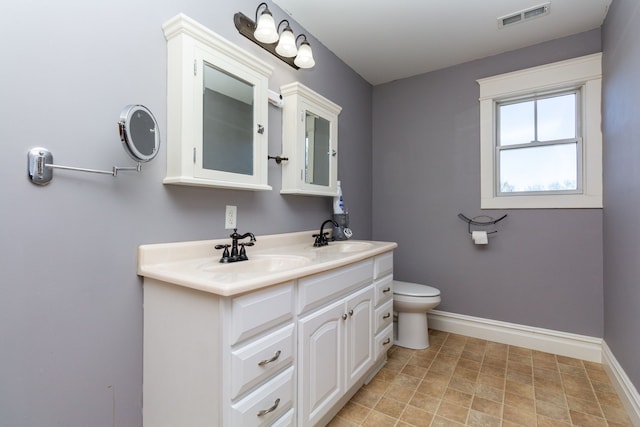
[498,3,550,28]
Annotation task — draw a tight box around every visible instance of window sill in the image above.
[481,193,603,209]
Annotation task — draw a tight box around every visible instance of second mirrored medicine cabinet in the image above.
[280,82,342,196]
[162,13,273,191]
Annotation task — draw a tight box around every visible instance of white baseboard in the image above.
[427,309,602,362]
[602,341,640,426]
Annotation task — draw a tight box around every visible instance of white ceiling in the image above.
[272,0,611,85]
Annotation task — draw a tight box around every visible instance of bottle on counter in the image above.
[333,181,344,214]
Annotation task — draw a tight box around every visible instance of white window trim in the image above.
[477,53,603,209]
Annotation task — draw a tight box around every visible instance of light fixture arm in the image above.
[254,2,270,23]
[277,19,292,34]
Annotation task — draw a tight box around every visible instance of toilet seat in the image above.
[393,280,440,297]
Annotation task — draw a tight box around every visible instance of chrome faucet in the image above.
[313,219,339,247]
[215,228,256,263]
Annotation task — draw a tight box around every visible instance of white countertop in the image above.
[138,230,397,296]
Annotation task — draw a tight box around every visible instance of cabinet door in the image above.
[162,14,273,191]
[345,286,375,389]
[298,299,345,427]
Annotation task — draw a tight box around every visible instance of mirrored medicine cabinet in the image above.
[280,82,342,196]
[162,14,273,190]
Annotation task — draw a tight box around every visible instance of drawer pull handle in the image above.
[382,313,391,319]
[348,309,354,317]
[382,287,391,293]
[258,350,281,367]
[342,313,348,320]
[257,398,280,417]
[382,338,391,346]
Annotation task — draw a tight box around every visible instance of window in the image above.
[497,90,581,194]
[477,53,602,209]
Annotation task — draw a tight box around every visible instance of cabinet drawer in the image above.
[375,299,393,334]
[298,259,373,315]
[374,275,393,306]
[231,324,295,399]
[231,282,294,345]
[374,252,393,279]
[271,408,295,427]
[375,324,394,360]
[230,366,294,427]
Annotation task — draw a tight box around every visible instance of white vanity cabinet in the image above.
[141,238,395,427]
[143,281,296,427]
[297,260,375,426]
[373,252,395,359]
[224,283,297,426]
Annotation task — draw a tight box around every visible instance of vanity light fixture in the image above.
[234,3,316,69]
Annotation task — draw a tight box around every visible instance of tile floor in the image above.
[328,330,633,427]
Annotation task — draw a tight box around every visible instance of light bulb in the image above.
[275,28,297,57]
[254,12,278,44]
[294,41,315,69]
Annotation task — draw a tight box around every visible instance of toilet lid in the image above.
[393,280,440,297]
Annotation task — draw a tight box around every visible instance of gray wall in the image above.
[602,0,640,393]
[0,1,372,425]
[372,29,604,337]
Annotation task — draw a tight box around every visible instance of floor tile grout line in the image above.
[427,334,448,427]
[582,358,610,426]
[390,340,436,427]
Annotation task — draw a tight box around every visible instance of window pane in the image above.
[538,93,576,141]
[499,143,578,193]
[498,101,534,146]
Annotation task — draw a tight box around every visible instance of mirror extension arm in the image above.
[27,147,142,185]
[27,104,160,186]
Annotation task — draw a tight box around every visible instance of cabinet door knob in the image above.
[257,350,281,366]
[382,313,391,319]
[382,338,391,346]
[257,398,280,416]
[342,313,348,320]
[382,287,391,293]
[348,309,354,317]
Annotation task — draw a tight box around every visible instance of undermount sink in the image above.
[315,241,374,253]
[199,254,311,275]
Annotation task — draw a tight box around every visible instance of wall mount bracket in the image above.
[267,154,289,165]
[457,213,507,234]
[27,147,141,186]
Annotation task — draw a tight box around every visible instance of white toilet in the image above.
[393,280,441,349]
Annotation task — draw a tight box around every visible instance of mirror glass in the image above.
[203,62,254,175]
[119,105,160,162]
[304,111,330,186]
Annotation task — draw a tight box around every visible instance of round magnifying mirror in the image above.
[118,105,160,163]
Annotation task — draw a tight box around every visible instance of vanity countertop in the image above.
[138,230,397,296]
